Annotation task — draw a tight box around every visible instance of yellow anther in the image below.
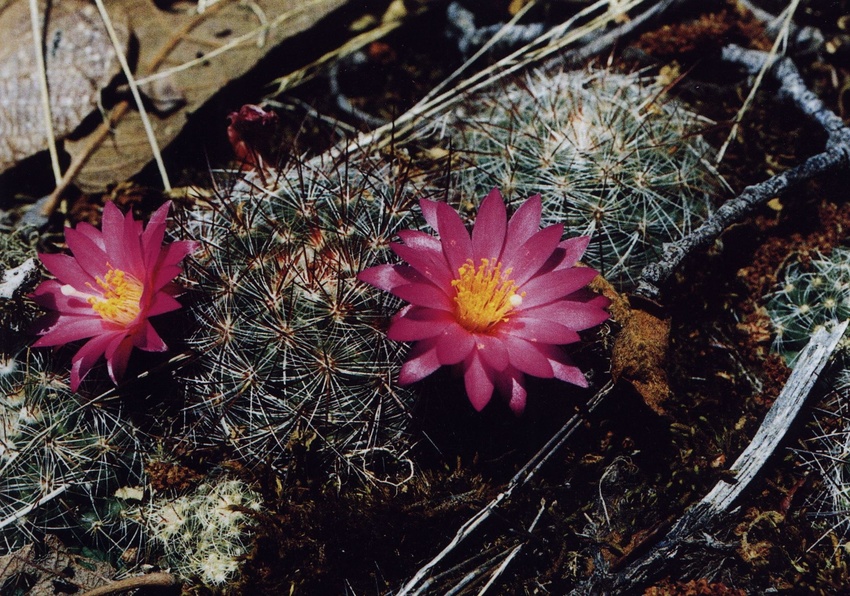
[451,258,524,333]
[86,266,143,325]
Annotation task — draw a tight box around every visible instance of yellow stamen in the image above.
[451,258,524,333]
[85,266,143,326]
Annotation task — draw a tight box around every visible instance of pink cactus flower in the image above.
[31,202,197,391]
[358,188,610,414]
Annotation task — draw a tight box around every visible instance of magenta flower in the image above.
[358,188,610,414]
[31,202,197,391]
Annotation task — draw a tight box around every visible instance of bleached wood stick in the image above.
[573,321,848,594]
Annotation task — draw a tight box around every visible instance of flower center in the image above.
[451,258,523,333]
[63,266,143,326]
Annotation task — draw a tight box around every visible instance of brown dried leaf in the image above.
[0,0,127,173]
[65,0,348,191]
[0,535,116,594]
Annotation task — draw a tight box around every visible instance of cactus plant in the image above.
[764,248,850,362]
[180,154,423,476]
[421,68,721,288]
[794,381,850,542]
[145,477,261,586]
[0,352,146,554]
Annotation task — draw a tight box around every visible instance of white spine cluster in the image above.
[764,248,850,362]
[0,353,146,553]
[423,68,721,288]
[147,478,262,586]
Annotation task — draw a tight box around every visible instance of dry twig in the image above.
[636,45,850,302]
[80,572,179,596]
[396,382,614,595]
[571,321,848,594]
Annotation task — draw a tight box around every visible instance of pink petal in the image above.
[587,294,612,309]
[419,198,441,233]
[503,224,564,286]
[494,368,527,415]
[397,229,443,253]
[393,281,454,311]
[463,351,494,411]
[387,306,454,341]
[65,228,109,279]
[74,222,106,251]
[69,332,122,391]
[502,317,581,345]
[151,240,197,292]
[554,236,591,270]
[142,202,171,266]
[505,194,542,249]
[33,316,117,347]
[474,334,510,371]
[102,202,130,270]
[31,280,94,316]
[399,337,441,384]
[501,335,554,378]
[435,201,473,275]
[134,320,168,351]
[538,344,588,387]
[146,291,183,317]
[120,208,146,277]
[37,253,96,289]
[435,324,476,364]
[358,264,415,293]
[521,300,610,332]
[105,333,135,384]
[518,267,599,309]
[472,188,507,263]
[391,242,454,289]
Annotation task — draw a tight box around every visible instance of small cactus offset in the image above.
[145,477,262,586]
[764,248,850,362]
[0,353,147,554]
[423,68,721,287]
[794,383,850,540]
[181,154,422,476]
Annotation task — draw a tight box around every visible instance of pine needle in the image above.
[93,0,171,190]
[715,0,801,165]
[28,0,62,185]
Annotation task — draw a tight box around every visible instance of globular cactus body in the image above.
[764,248,850,362]
[146,477,261,586]
[182,156,421,475]
[0,354,146,553]
[425,68,721,287]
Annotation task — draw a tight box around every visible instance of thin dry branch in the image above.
[395,382,614,595]
[28,0,61,184]
[635,45,850,302]
[336,0,675,160]
[571,321,848,594]
[79,572,178,596]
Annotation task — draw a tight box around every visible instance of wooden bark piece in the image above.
[63,0,347,191]
[573,320,848,594]
[0,0,127,173]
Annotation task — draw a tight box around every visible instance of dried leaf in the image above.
[65,0,348,192]
[0,0,127,173]
[0,535,116,594]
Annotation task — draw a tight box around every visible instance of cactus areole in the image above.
[358,188,610,414]
[31,201,197,390]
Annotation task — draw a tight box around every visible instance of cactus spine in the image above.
[421,68,721,288]
[0,353,146,554]
[181,155,421,477]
